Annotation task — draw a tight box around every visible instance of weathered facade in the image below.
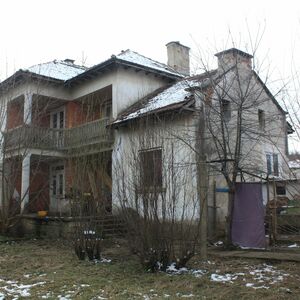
[111,47,292,232]
[0,43,292,234]
[0,46,182,216]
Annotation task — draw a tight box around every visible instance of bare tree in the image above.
[113,117,201,271]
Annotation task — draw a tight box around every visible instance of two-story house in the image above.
[0,43,184,216]
[0,42,292,238]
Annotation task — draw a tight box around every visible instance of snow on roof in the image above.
[24,60,87,81]
[116,50,182,77]
[115,79,197,123]
[289,159,300,169]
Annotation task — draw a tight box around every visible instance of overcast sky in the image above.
[1,0,300,78]
[1,0,300,148]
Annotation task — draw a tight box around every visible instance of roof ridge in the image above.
[55,59,88,70]
[117,49,173,70]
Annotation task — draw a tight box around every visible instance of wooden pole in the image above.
[272,178,277,243]
[213,180,217,237]
[196,103,208,260]
[266,177,272,245]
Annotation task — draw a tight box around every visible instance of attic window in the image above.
[258,109,265,131]
[221,99,231,122]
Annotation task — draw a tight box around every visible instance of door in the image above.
[50,164,65,214]
[50,109,65,148]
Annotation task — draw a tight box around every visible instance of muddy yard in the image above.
[0,238,299,299]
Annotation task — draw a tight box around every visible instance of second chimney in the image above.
[166,41,190,76]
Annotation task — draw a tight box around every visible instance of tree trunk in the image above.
[196,104,208,260]
[225,187,235,248]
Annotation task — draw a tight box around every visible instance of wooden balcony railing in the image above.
[4,118,113,152]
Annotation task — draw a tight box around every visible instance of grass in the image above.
[0,238,300,299]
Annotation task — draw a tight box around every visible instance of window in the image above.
[51,165,65,197]
[139,148,162,189]
[258,109,265,131]
[276,183,286,196]
[221,99,231,122]
[266,153,279,176]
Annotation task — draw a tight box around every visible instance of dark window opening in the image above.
[273,154,279,176]
[276,183,286,196]
[266,154,272,175]
[258,109,265,131]
[221,99,231,122]
[139,148,162,189]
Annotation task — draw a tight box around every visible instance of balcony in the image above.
[4,118,113,153]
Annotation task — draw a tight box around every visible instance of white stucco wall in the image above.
[112,114,200,221]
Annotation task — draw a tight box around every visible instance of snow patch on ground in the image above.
[94,257,112,264]
[0,279,45,298]
[166,262,206,277]
[209,263,290,289]
[211,273,238,283]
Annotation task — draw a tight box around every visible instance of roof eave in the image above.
[112,97,194,128]
[65,57,183,87]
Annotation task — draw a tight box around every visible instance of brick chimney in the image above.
[215,48,253,72]
[166,41,190,76]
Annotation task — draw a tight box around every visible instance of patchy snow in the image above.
[209,263,290,289]
[94,257,111,264]
[211,273,237,283]
[166,262,206,276]
[24,60,87,81]
[0,279,45,298]
[176,292,194,298]
[245,283,254,287]
[58,295,72,300]
[214,241,224,247]
[115,79,197,123]
[41,292,52,298]
[117,50,182,77]
[83,230,96,235]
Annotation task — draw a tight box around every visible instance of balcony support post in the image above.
[24,92,33,124]
[20,152,31,213]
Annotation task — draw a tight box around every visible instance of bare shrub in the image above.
[113,119,201,271]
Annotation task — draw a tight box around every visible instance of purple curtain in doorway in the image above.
[232,182,266,249]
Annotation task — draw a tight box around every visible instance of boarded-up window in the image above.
[139,148,162,189]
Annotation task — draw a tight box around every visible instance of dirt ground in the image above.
[0,238,300,299]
